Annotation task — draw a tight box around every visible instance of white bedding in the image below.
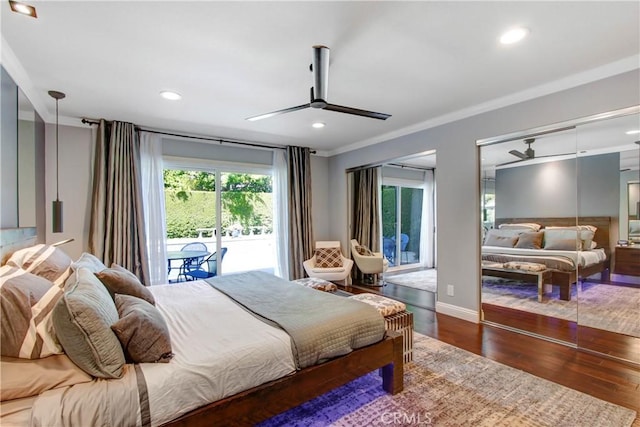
[482,246,606,267]
[28,281,296,427]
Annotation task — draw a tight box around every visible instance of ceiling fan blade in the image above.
[246,103,310,121]
[324,103,391,120]
[508,149,528,160]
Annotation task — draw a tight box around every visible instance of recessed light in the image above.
[312,122,325,129]
[626,130,640,135]
[160,91,182,101]
[500,27,529,45]
[9,0,37,18]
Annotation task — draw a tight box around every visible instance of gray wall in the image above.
[495,153,619,219]
[328,70,640,318]
[163,138,274,165]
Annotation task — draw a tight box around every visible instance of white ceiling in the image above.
[2,1,639,156]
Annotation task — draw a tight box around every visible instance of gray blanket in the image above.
[206,271,385,369]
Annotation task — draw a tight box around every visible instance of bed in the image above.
[481,217,612,301]
[0,229,404,426]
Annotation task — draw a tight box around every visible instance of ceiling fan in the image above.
[246,45,391,122]
[498,137,575,166]
[509,138,536,161]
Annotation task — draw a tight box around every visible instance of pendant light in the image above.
[49,90,65,233]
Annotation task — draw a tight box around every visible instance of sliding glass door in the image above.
[163,166,275,278]
[381,181,424,268]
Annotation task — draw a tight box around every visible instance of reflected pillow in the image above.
[95,264,155,306]
[544,238,580,251]
[498,223,542,232]
[514,231,544,249]
[483,229,519,247]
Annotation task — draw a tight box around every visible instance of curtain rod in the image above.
[80,118,318,153]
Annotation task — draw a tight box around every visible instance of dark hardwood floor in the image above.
[343,279,640,416]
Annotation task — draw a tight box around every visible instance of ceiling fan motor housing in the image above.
[310,45,330,108]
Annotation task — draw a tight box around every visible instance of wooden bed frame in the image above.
[0,228,405,427]
[485,217,612,300]
[163,331,404,426]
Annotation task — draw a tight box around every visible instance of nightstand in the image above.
[613,246,640,276]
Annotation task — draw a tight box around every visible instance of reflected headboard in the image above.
[0,227,37,265]
[495,217,612,257]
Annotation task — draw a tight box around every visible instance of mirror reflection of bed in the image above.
[479,107,640,366]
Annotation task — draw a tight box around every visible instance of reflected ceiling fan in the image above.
[246,45,391,121]
[498,137,574,166]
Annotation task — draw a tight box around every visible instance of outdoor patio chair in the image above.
[178,242,208,281]
[185,247,228,280]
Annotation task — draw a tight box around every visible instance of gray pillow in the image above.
[484,230,519,247]
[515,231,544,249]
[71,253,106,273]
[52,268,125,379]
[111,294,173,364]
[95,264,155,306]
[544,239,580,251]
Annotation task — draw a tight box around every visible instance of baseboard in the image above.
[435,302,480,323]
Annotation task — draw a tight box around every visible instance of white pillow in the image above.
[498,223,542,232]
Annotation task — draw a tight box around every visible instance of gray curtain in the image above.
[287,146,314,279]
[89,120,150,285]
[352,167,380,278]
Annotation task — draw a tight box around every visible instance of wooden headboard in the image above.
[0,227,38,265]
[495,217,612,256]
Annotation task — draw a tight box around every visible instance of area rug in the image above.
[385,269,437,293]
[259,333,636,426]
[482,279,640,337]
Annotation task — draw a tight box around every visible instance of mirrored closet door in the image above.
[478,106,640,365]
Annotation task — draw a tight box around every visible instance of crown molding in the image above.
[328,55,640,157]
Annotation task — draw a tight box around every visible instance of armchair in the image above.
[303,241,353,286]
[350,239,389,286]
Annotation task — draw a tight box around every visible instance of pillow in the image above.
[0,266,64,359]
[0,354,92,401]
[543,229,581,250]
[111,294,173,364]
[514,231,544,249]
[314,247,344,268]
[498,223,542,232]
[355,245,374,256]
[71,253,106,273]
[483,230,519,247]
[6,244,72,286]
[95,264,155,306]
[52,268,126,379]
[545,226,596,249]
[544,239,580,251]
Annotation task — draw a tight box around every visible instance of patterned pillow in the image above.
[314,247,343,268]
[355,245,374,256]
[0,266,64,359]
[293,277,338,292]
[7,244,72,286]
